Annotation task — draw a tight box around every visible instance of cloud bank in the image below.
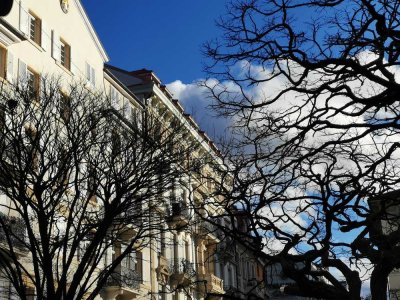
[166,80,232,142]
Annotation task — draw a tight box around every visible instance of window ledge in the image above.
[27,38,44,52]
[55,61,73,76]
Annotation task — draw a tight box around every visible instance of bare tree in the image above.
[202,1,400,299]
[0,78,200,300]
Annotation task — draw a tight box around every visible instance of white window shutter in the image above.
[6,52,13,82]
[86,62,90,82]
[19,2,29,36]
[70,48,77,75]
[51,30,60,61]
[18,59,27,83]
[40,76,46,101]
[91,66,95,86]
[41,20,50,52]
[130,106,135,123]
[111,87,119,109]
[124,99,131,118]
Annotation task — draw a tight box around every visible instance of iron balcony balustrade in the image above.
[105,266,142,291]
[169,258,196,287]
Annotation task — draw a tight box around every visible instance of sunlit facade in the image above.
[0,1,268,299]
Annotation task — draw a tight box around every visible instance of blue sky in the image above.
[81,0,227,84]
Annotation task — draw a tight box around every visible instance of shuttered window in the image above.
[29,12,41,46]
[85,62,95,87]
[27,68,40,102]
[60,39,71,70]
[110,86,120,109]
[0,46,6,79]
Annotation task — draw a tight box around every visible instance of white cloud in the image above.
[166,79,232,141]
[167,54,400,296]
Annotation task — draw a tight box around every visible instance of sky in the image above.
[80,2,378,295]
[81,0,227,83]
[81,1,230,139]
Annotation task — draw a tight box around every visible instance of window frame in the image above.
[27,67,40,102]
[60,38,71,71]
[28,11,42,46]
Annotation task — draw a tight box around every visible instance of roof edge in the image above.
[74,0,109,62]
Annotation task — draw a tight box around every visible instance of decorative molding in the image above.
[0,23,23,46]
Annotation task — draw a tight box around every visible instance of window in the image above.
[77,240,89,261]
[123,98,131,118]
[0,276,18,300]
[27,68,40,101]
[87,165,97,203]
[60,39,71,70]
[86,63,95,87]
[25,126,39,171]
[110,86,120,109]
[0,46,6,79]
[29,13,41,46]
[60,93,71,123]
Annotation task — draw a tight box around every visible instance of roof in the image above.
[103,68,144,107]
[75,0,109,62]
[105,64,223,159]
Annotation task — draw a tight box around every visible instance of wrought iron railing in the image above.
[170,258,196,278]
[0,212,26,249]
[105,267,142,290]
[216,239,236,260]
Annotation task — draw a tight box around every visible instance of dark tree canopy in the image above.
[0,79,200,300]
[203,1,400,299]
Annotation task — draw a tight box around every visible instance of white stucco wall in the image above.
[2,0,107,87]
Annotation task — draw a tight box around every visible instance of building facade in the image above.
[0,1,268,300]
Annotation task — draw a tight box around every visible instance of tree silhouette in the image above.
[204,1,400,299]
[0,78,199,300]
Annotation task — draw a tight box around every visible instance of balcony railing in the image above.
[170,258,196,277]
[216,240,236,261]
[199,273,224,294]
[0,212,26,249]
[105,267,142,291]
[169,258,196,287]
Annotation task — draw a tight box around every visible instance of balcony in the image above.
[104,267,142,297]
[170,258,196,287]
[166,201,190,230]
[195,220,220,244]
[198,273,224,295]
[112,204,142,240]
[216,240,236,261]
[0,212,26,251]
[224,284,242,299]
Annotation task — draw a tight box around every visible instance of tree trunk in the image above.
[370,265,390,300]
